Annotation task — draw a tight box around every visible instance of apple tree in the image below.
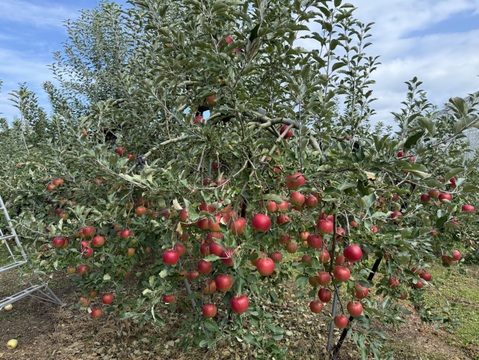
[1,0,479,358]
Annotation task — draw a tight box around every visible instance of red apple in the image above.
[174,243,187,257]
[202,303,217,317]
[209,242,223,256]
[162,249,180,265]
[343,244,363,262]
[162,294,176,304]
[230,295,249,313]
[290,192,305,207]
[79,296,90,307]
[317,219,333,234]
[439,193,452,202]
[229,217,247,235]
[188,271,199,281]
[428,189,440,198]
[197,259,213,274]
[82,246,94,258]
[334,314,348,329]
[52,237,65,249]
[305,195,318,207]
[307,233,323,249]
[462,204,475,212]
[91,307,102,318]
[333,266,350,282]
[120,229,132,239]
[135,206,147,216]
[286,242,298,253]
[354,283,369,299]
[270,251,283,263]
[452,250,461,261]
[388,277,399,288]
[215,274,234,292]
[280,124,293,139]
[92,235,105,247]
[285,173,306,190]
[101,293,114,305]
[252,214,271,232]
[256,257,275,276]
[309,301,323,314]
[202,279,217,294]
[420,194,430,203]
[317,272,331,286]
[82,226,96,237]
[318,288,332,303]
[347,301,363,317]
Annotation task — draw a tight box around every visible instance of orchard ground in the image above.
[0,264,478,360]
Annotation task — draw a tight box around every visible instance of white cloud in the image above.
[0,0,77,28]
[348,0,479,127]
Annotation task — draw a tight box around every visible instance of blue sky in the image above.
[1,0,479,126]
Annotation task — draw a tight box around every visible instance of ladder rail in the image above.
[0,195,65,308]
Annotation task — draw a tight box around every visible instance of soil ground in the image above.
[0,268,477,360]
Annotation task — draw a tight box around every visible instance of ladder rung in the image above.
[0,261,28,273]
[0,234,15,241]
[0,284,46,309]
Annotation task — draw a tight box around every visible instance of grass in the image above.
[424,264,479,357]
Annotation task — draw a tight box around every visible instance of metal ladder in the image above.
[0,195,65,308]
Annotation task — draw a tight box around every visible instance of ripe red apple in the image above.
[343,244,363,262]
[215,274,234,292]
[317,219,333,234]
[206,231,223,243]
[290,192,305,207]
[52,237,65,249]
[91,307,102,318]
[420,194,430,203]
[162,249,180,265]
[277,214,290,225]
[256,257,275,276]
[202,303,217,317]
[202,279,217,294]
[428,189,440,198]
[347,301,363,317]
[305,195,318,207]
[229,217,247,235]
[79,296,90,307]
[174,243,187,257]
[317,272,331,286]
[82,246,94,258]
[120,229,132,239]
[270,251,283,263]
[230,295,249,313]
[309,301,323,314]
[279,233,291,244]
[252,214,271,232]
[354,283,369,299]
[162,294,176,304]
[209,242,223,256]
[397,150,404,158]
[197,259,213,274]
[77,264,90,276]
[280,124,293,139]
[439,193,452,202]
[200,241,210,256]
[206,94,216,106]
[135,206,147,216]
[278,200,290,212]
[420,271,432,282]
[286,242,298,253]
[452,250,461,261]
[334,314,348,329]
[333,266,351,282]
[82,226,96,237]
[318,250,331,264]
[221,248,235,267]
[335,255,345,265]
[265,200,278,212]
[371,225,379,233]
[307,233,323,249]
[302,255,312,264]
[101,293,114,305]
[188,271,199,281]
[116,147,126,156]
[388,277,399,288]
[462,204,475,212]
[413,280,424,289]
[92,235,105,247]
[285,173,306,190]
[391,211,402,219]
[318,288,332,303]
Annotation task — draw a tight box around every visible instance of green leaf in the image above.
[403,131,424,150]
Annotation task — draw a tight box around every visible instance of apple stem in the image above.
[330,257,382,359]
